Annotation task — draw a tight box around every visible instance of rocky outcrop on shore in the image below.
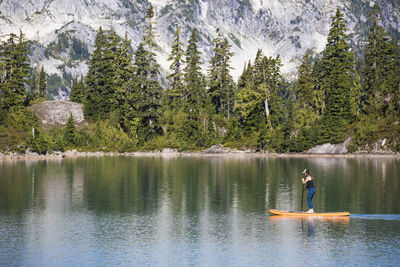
[28,101,85,126]
[306,138,351,154]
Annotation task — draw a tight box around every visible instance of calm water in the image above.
[0,156,399,266]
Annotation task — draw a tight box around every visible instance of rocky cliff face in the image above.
[28,101,85,125]
[1,0,399,98]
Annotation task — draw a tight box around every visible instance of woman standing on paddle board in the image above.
[302,169,315,213]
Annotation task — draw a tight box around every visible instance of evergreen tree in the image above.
[295,52,314,110]
[70,76,85,103]
[320,8,355,143]
[132,5,164,143]
[311,56,325,115]
[184,29,205,113]
[167,25,185,108]
[208,28,235,118]
[361,4,397,116]
[30,114,48,154]
[85,28,123,119]
[85,27,111,119]
[114,32,136,134]
[38,66,46,98]
[64,113,76,146]
[141,4,160,79]
[0,32,30,112]
[293,52,320,131]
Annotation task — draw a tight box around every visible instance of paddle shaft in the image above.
[301,184,304,211]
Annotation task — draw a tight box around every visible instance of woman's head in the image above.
[302,169,310,175]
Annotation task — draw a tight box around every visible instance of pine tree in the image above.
[70,76,85,103]
[64,113,76,146]
[142,4,160,79]
[0,32,30,111]
[295,52,314,110]
[208,28,235,118]
[293,52,320,130]
[184,29,205,113]
[167,25,185,108]
[361,4,397,116]
[38,66,46,98]
[132,5,164,143]
[30,114,48,154]
[114,32,135,134]
[320,8,355,143]
[85,27,110,119]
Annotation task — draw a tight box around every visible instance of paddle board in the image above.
[269,209,350,216]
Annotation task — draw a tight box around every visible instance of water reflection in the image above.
[0,157,399,266]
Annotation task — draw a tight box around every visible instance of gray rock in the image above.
[306,138,351,154]
[204,144,231,154]
[28,101,85,126]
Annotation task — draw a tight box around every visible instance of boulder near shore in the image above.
[28,101,85,126]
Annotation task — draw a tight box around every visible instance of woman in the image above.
[302,169,315,213]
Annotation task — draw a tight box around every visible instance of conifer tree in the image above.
[141,4,160,79]
[320,8,355,143]
[361,4,397,116]
[0,32,30,111]
[294,52,319,130]
[295,52,314,110]
[114,32,135,134]
[70,76,85,103]
[85,27,112,119]
[184,29,205,113]
[167,25,185,108]
[30,114,48,154]
[38,66,46,98]
[208,28,235,118]
[133,6,164,142]
[64,113,76,146]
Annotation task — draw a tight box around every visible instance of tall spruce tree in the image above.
[320,8,355,143]
[142,4,160,79]
[0,32,30,112]
[208,28,235,118]
[70,76,85,103]
[294,52,319,129]
[295,52,314,110]
[167,25,185,108]
[38,66,46,98]
[133,5,163,142]
[85,27,115,119]
[361,5,397,116]
[235,50,284,142]
[184,28,205,113]
[64,113,76,146]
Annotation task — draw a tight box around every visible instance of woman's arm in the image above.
[302,177,311,184]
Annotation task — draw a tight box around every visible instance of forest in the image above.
[0,6,399,154]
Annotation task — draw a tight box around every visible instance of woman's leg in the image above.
[307,188,315,209]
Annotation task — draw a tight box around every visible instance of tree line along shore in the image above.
[0,5,399,155]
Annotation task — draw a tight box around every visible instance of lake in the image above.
[0,156,399,266]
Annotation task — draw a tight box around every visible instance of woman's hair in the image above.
[303,169,310,175]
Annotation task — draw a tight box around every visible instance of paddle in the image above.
[301,183,304,212]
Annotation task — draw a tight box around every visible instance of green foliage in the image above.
[208,28,235,118]
[0,32,31,112]
[69,76,85,103]
[38,66,47,99]
[46,128,65,152]
[320,8,355,144]
[29,114,48,154]
[64,113,76,146]
[92,119,136,152]
[166,25,185,108]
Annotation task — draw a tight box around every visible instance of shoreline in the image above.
[1,150,399,161]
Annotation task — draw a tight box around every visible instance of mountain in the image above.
[0,0,399,99]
